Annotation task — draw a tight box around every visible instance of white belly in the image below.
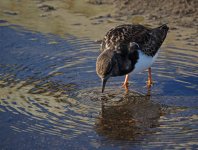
[132,50,159,74]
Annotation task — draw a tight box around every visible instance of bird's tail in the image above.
[158,24,169,32]
[152,24,169,42]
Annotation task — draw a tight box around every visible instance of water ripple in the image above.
[0,25,198,149]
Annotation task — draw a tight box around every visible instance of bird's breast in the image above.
[132,50,159,74]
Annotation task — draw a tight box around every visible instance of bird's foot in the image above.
[122,82,129,88]
[122,82,129,92]
[146,79,154,88]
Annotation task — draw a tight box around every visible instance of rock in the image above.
[72,23,82,26]
[3,10,18,15]
[87,0,103,5]
[170,27,178,30]
[87,0,113,5]
[38,4,56,12]
[0,20,8,24]
[39,14,47,17]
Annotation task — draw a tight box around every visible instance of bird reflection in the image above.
[95,90,161,140]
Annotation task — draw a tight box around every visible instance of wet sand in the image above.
[0,0,197,47]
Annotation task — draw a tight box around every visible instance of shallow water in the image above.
[0,23,198,149]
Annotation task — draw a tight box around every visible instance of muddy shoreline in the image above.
[0,0,197,48]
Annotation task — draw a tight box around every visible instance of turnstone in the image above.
[96,24,169,93]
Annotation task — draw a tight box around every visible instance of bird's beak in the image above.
[101,77,108,93]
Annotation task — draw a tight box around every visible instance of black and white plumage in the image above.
[96,24,169,92]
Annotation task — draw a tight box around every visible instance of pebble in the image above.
[3,10,18,15]
[38,4,56,12]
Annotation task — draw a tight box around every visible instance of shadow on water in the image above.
[95,90,161,141]
[0,23,198,149]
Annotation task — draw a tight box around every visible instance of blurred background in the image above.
[0,0,197,39]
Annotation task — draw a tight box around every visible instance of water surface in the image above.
[0,24,198,149]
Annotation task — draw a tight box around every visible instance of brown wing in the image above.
[100,24,151,52]
[100,24,169,56]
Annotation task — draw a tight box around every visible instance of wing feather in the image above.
[100,24,151,52]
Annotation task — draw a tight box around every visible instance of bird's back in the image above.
[100,24,168,56]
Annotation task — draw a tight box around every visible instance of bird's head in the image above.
[96,42,139,93]
[96,50,116,93]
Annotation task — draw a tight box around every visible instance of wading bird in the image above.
[96,24,169,93]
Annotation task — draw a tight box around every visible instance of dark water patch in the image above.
[0,20,8,24]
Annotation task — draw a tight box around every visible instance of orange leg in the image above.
[122,74,129,92]
[147,67,153,87]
